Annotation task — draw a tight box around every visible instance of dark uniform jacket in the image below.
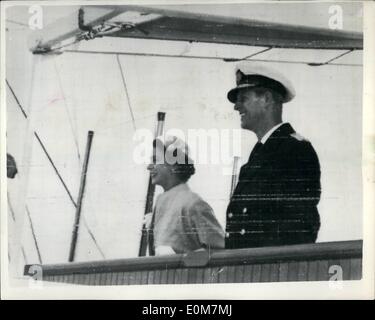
[225,123,321,249]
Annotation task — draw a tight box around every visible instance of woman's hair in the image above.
[171,162,195,182]
[153,138,196,182]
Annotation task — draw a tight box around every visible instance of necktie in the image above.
[238,142,263,180]
[248,141,263,162]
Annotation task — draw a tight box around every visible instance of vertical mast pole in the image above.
[68,131,94,262]
[138,112,166,256]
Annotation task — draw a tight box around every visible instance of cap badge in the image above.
[236,70,244,85]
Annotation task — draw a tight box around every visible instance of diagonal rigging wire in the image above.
[7,193,30,265]
[223,47,273,62]
[326,49,355,64]
[53,60,82,162]
[81,217,106,259]
[33,132,78,207]
[25,206,43,264]
[307,49,354,66]
[116,54,137,131]
[7,192,16,221]
[7,191,29,265]
[6,79,105,260]
[6,79,28,118]
[242,47,273,60]
[6,19,29,27]
[52,62,108,260]
[6,80,76,206]
[64,49,362,67]
[21,247,28,264]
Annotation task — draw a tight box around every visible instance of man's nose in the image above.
[234,102,240,111]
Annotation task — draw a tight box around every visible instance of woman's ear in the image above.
[166,164,176,175]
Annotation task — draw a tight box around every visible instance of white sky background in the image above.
[5,2,363,266]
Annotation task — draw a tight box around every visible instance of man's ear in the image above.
[261,91,275,112]
[263,90,274,104]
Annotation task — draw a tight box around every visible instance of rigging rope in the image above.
[323,49,355,64]
[33,132,78,207]
[7,191,29,267]
[53,60,82,162]
[5,19,29,27]
[307,49,355,66]
[116,54,137,131]
[6,79,106,260]
[25,206,43,264]
[6,80,77,205]
[6,79,28,118]
[7,191,16,222]
[21,247,28,265]
[64,49,362,67]
[223,47,273,62]
[81,216,106,259]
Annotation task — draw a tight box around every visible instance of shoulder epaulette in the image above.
[290,132,308,142]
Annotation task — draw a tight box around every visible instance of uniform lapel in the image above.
[260,123,295,155]
[233,123,295,195]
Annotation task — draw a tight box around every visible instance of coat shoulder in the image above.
[290,132,309,142]
[179,189,212,214]
[274,129,319,164]
[281,130,314,150]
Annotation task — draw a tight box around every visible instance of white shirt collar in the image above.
[260,122,285,144]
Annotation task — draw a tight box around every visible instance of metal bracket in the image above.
[78,7,149,41]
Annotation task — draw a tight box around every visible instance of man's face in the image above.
[147,151,172,188]
[234,89,266,131]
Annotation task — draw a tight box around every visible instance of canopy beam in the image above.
[29,5,363,54]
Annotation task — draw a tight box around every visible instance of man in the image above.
[146,135,224,255]
[225,62,321,249]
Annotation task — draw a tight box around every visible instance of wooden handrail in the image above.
[24,240,362,277]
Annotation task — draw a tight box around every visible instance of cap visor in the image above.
[227,88,238,103]
[227,84,259,103]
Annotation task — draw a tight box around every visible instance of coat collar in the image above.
[260,122,285,144]
[265,122,295,142]
[234,123,296,195]
[257,122,295,156]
